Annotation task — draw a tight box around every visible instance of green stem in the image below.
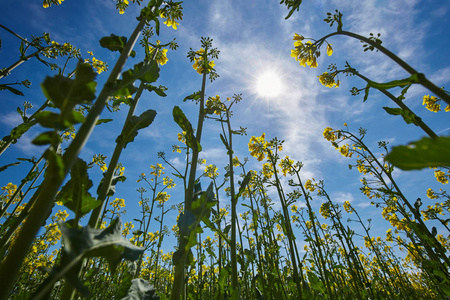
[0,99,50,156]
[351,71,438,139]
[171,58,208,300]
[0,18,145,300]
[321,30,450,105]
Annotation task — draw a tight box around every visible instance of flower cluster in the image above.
[278,156,294,176]
[92,154,108,172]
[192,49,215,75]
[248,133,269,161]
[85,51,108,74]
[318,71,340,88]
[290,34,320,68]
[204,164,219,179]
[434,169,449,184]
[148,41,169,66]
[205,95,226,115]
[159,3,183,30]
[422,94,450,113]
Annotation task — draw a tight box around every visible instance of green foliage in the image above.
[55,158,100,219]
[386,136,450,170]
[0,84,24,96]
[382,107,420,125]
[59,218,145,295]
[100,34,136,58]
[113,61,160,97]
[120,278,160,300]
[117,109,157,148]
[172,105,201,152]
[363,73,423,102]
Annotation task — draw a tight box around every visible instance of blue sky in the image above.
[1,0,449,254]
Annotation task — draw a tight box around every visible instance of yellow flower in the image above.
[100,164,108,172]
[426,188,438,199]
[323,127,338,142]
[337,144,352,157]
[434,169,449,184]
[305,179,315,192]
[204,164,219,179]
[278,156,294,176]
[343,201,352,213]
[261,163,274,179]
[318,72,340,88]
[248,133,269,161]
[326,43,333,56]
[149,40,169,66]
[232,156,240,167]
[156,192,170,204]
[320,203,331,219]
[422,95,441,112]
[160,11,180,30]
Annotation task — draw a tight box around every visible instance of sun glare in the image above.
[255,71,284,98]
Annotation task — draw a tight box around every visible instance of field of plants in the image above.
[0,0,449,299]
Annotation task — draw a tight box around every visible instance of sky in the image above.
[1,0,449,254]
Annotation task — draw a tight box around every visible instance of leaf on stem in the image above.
[99,34,136,57]
[363,73,423,102]
[117,109,157,148]
[0,84,24,96]
[59,218,144,295]
[119,278,159,300]
[382,107,419,125]
[113,61,160,96]
[385,136,450,170]
[172,106,201,152]
[55,158,100,217]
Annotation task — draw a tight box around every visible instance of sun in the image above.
[255,71,284,98]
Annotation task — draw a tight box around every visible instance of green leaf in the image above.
[0,84,24,96]
[97,175,127,197]
[32,131,61,145]
[118,109,157,148]
[382,107,419,125]
[363,73,423,102]
[114,61,160,97]
[99,34,136,57]
[0,162,21,172]
[55,158,100,217]
[96,118,113,125]
[9,120,37,141]
[235,171,252,201]
[183,91,202,102]
[120,278,159,300]
[144,84,167,97]
[59,218,144,295]
[172,106,201,152]
[385,136,450,170]
[41,62,97,110]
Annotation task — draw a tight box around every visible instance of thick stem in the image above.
[321,30,450,105]
[0,19,145,300]
[352,72,438,139]
[171,62,208,300]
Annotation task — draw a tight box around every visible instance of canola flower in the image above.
[248,133,269,161]
[43,0,64,8]
[278,156,294,176]
[434,169,449,184]
[204,164,219,179]
[85,51,108,74]
[148,41,169,66]
[422,94,450,113]
[318,72,340,88]
[160,10,181,30]
[192,49,215,74]
[290,33,331,68]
